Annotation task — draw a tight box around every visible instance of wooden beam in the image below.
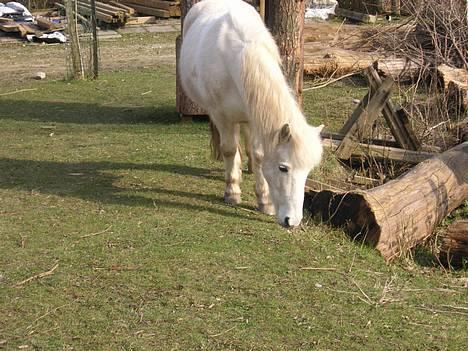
[366,66,420,150]
[322,137,433,163]
[335,77,394,159]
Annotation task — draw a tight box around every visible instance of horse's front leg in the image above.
[252,141,275,215]
[218,122,243,205]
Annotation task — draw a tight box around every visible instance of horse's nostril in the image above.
[284,217,290,227]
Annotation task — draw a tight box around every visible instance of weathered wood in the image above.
[335,7,377,23]
[439,220,468,268]
[118,3,170,17]
[335,77,394,159]
[36,16,65,31]
[121,0,180,16]
[265,0,305,104]
[305,142,468,261]
[108,1,136,15]
[373,57,420,82]
[436,65,468,113]
[322,137,433,163]
[126,15,156,24]
[366,66,420,151]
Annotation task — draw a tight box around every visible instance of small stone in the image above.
[315,283,323,288]
[34,72,46,80]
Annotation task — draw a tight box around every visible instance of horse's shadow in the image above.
[0,158,267,223]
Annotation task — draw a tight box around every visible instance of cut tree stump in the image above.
[437,64,468,112]
[305,142,468,261]
[438,220,468,268]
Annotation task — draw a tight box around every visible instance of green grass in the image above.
[0,58,466,350]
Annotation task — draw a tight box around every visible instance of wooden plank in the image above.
[108,1,136,15]
[126,15,156,24]
[321,131,400,148]
[36,16,65,31]
[335,7,377,24]
[323,137,433,163]
[366,66,420,150]
[335,77,394,159]
[121,0,180,16]
[122,3,170,18]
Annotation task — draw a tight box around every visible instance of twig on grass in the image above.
[79,225,112,239]
[300,267,338,271]
[26,303,69,330]
[0,88,38,96]
[13,262,59,287]
[209,326,236,338]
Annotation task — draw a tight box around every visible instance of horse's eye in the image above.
[279,165,288,173]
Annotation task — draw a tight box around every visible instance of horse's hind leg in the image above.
[217,121,242,205]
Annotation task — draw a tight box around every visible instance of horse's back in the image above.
[180,0,273,121]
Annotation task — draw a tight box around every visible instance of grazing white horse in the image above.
[180,0,323,227]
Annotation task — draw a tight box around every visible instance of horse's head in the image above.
[263,123,323,228]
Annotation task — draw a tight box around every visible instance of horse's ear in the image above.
[316,124,325,133]
[279,123,291,144]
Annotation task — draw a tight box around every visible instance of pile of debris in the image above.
[0,2,66,43]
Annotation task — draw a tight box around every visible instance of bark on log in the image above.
[438,220,468,268]
[175,0,206,119]
[304,142,468,261]
[265,0,305,104]
[373,57,420,82]
[437,64,468,112]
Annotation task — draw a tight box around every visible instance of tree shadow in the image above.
[0,99,185,125]
[0,158,268,223]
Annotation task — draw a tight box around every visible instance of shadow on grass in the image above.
[0,99,183,125]
[0,158,268,223]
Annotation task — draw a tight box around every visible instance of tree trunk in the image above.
[265,0,305,104]
[305,142,468,261]
[176,0,206,120]
[439,220,468,268]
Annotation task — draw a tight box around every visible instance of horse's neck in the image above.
[241,44,305,152]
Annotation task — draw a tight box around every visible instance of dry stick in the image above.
[300,267,338,271]
[13,262,59,287]
[0,88,38,96]
[79,225,112,239]
[209,326,236,338]
[303,71,358,91]
[26,303,70,330]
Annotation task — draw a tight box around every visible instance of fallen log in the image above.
[305,142,468,261]
[438,220,468,268]
[373,57,420,82]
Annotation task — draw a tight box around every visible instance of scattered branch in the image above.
[13,262,59,287]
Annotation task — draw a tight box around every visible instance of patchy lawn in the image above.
[0,36,466,351]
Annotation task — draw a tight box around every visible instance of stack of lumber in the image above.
[0,17,38,37]
[115,0,181,18]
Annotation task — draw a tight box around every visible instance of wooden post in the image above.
[176,0,206,121]
[265,0,305,105]
[90,0,99,79]
[65,0,84,80]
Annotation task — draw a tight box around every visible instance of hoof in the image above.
[224,193,241,205]
[258,203,275,216]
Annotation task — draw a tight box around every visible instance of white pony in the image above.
[180,0,323,227]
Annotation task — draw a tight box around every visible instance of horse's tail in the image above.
[210,120,223,161]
